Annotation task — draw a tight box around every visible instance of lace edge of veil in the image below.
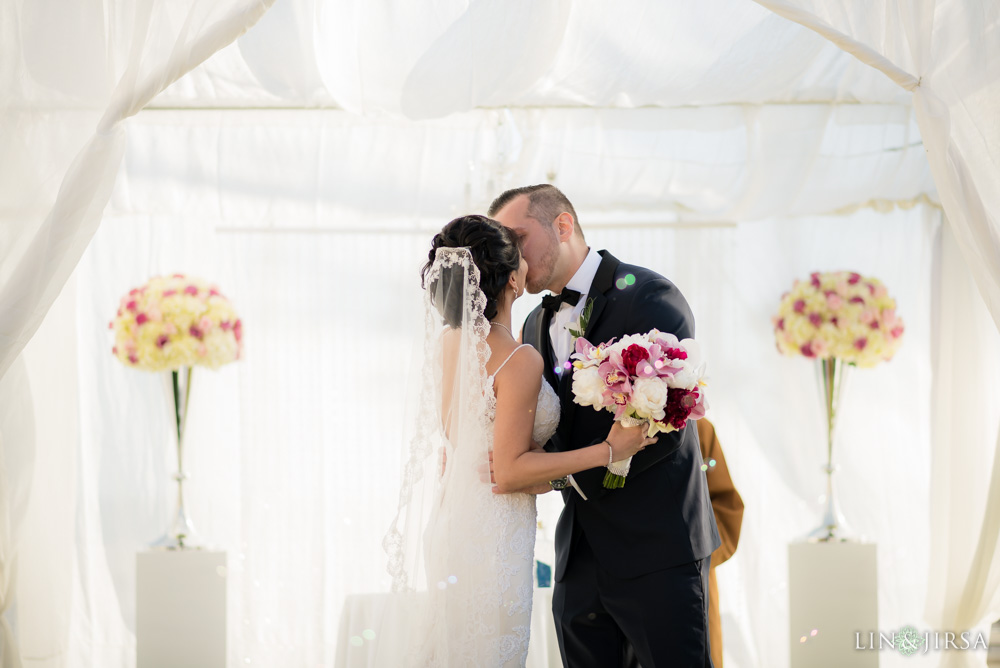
[382,246,491,593]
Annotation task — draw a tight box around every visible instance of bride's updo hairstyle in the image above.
[421,215,521,328]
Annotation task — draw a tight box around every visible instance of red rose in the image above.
[661,387,698,430]
[664,347,688,361]
[621,344,650,376]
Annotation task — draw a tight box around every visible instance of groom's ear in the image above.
[554,212,575,242]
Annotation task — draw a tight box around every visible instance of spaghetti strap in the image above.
[490,344,532,378]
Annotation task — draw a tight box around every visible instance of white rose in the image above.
[669,363,700,389]
[630,377,668,420]
[572,366,606,408]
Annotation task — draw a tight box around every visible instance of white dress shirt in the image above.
[546,247,602,502]
[549,247,603,369]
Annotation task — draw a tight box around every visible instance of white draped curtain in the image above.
[751,3,1000,664]
[0,0,275,664]
[3,1,1000,666]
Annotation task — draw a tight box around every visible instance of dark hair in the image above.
[487,184,584,241]
[421,215,521,326]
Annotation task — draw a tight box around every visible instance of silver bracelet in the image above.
[603,439,613,467]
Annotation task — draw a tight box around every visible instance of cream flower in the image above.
[630,377,668,420]
[571,366,606,408]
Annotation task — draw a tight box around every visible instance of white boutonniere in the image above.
[566,298,594,340]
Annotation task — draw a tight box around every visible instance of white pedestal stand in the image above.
[136,550,228,668]
[788,541,879,668]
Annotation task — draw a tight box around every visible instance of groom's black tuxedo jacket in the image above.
[523,250,721,581]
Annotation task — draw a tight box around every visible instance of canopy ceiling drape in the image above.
[2,1,999,666]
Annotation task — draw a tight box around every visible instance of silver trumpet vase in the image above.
[806,357,853,542]
[151,366,198,549]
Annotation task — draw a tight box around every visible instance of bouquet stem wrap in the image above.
[604,414,646,488]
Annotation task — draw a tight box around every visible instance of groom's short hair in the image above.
[488,184,584,241]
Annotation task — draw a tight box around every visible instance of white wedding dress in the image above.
[378,248,561,668]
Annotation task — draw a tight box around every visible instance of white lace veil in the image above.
[374,246,504,666]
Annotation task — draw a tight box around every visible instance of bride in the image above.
[376,215,655,667]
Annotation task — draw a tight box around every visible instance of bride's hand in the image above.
[606,421,658,462]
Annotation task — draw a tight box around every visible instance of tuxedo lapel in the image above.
[582,250,620,343]
[537,307,558,390]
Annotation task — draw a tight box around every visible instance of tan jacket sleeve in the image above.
[697,419,744,566]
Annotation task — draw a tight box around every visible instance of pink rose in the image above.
[793,299,806,314]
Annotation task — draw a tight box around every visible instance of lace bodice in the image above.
[486,345,562,446]
[531,379,561,445]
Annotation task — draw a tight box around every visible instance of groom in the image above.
[490,185,720,667]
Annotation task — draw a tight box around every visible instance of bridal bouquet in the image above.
[570,330,708,488]
[773,270,904,367]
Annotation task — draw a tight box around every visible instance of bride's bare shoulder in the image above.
[488,342,543,381]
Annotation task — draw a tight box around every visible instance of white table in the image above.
[788,541,879,668]
[335,588,561,667]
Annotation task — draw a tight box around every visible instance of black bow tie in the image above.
[541,288,582,312]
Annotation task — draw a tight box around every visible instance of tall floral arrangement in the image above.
[110,274,243,548]
[773,271,904,367]
[773,270,903,540]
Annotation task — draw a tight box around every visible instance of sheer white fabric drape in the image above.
[52,200,941,668]
[5,1,999,665]
[0,0,274,663]
[750,1,1000,660]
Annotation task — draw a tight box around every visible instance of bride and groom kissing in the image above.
[380,184,720,667]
